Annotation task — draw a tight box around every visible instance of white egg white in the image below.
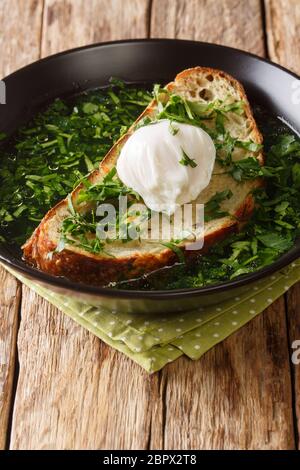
[116,119,216,215]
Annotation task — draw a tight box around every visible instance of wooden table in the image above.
[0,0,299,450]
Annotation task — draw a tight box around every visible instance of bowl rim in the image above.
[1,38,300,300]
[3,37,300,84]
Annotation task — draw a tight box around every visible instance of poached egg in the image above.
[116,119,216,215]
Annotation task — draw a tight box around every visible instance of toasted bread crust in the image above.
[23,67,263,286]
[23,218,240,285]
[174,67,263,148]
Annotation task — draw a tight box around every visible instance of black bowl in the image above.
[1,39,300,314]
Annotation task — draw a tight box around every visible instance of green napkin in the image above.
[4,260,300,373]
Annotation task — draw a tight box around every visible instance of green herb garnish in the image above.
[161,241,185,263]
[169,121,179,135]
[161,131,300,289]
[230,157,263,182]
[179,148,197,168]
[204,190,233,222]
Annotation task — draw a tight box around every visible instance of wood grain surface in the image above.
[152,0,296,451]
[0,0,299,450]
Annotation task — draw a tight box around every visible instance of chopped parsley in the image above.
[0,80,151,244]
[179,148,197,168]
[144,85,263,173]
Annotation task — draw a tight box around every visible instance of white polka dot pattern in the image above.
[5,258,300,373]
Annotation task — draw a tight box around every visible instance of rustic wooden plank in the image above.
[0,0,44,449]
[161,300,294,449]
[41,0,151,56]
[150,0,295,450]
[265,0,300,448]
[151,0,265,56]
[265,0,300,74]
[9,0,162,450]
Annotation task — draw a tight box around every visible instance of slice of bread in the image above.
[23,67,263,286]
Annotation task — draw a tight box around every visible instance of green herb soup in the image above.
[0,79,152,246]
[0,81,299,290]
